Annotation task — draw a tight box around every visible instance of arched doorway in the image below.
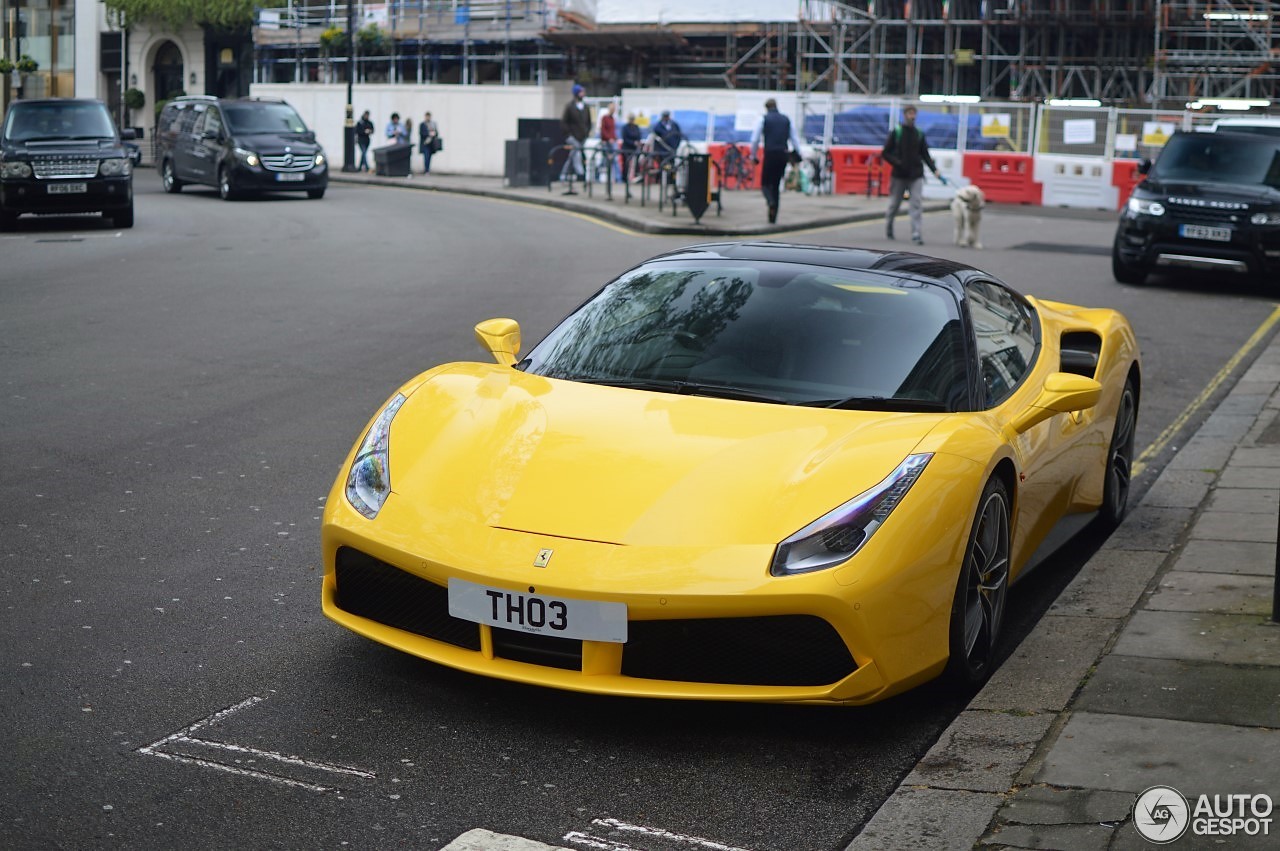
[153,41,186,102]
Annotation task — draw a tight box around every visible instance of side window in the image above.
[203,108,223,139]
[191,109,207,136]
[176,107,197,135]
[966,280,1038,407]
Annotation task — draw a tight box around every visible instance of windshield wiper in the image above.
[572,376,792,404]
[813,395,950,412]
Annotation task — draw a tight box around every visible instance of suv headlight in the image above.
[344,394,406,519]
[1251,211,1280,226]
[771,454,933,576]
[0,161,33,178]
[234,147,260,167]
[99,158,131,177]
[313,153,326,167]
[1128,197,1165,217]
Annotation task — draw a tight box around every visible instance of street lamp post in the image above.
[342,1,355,172]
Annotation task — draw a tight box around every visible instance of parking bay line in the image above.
[137,694,376,793]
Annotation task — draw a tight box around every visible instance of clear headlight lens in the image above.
[0,161,33,178]
[314,153,326,167]
[771,453,933,576]
[344,394,406,519]
[1127,197,1164,217]
[99,158,131,176]
[1250,211,1280,226]
[234,147,260,167]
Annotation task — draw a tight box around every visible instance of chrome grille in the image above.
[261,153,313,173]
[33,158,98,179]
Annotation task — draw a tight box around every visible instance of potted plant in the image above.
[0,58,13,76]
[16,55,38,74]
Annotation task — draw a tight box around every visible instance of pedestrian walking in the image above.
[355,110,374,172]
[750,98,803,224]
[598,102,619,181]
[882,106,944,245]
[559,83,592,191]
[419,111,439,173]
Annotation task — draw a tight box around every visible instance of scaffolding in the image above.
[252,1,1280,107]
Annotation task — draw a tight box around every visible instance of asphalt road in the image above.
[2,176,1277,851]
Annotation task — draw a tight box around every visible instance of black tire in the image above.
[112,203,134,229]
[0,208,17,231]
[1111,243,1147,285]
[218,167,238,201]
[944,476,1011,689]
[307,187,326,200]
[1097,377,1138,531]
[161,159,183,193]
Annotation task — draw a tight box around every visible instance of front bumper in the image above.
[227,161,328,193]
[1115,213,1280,278]
[1,175,132,215]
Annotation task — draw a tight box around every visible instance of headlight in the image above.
[344,394,407,519]
[313,153,326,167]
[234,147,260,167]
[99,158,131,176]
[771,454,932,576]
[1127,197,1164,217]
[0,161,33,178]
[1251,211,1280,226]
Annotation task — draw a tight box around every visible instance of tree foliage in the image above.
[104,0,285,30]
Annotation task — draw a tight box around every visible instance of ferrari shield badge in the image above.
[533,548,554,568]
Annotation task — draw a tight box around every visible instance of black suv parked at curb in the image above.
[0,98,136,230]
[1113,129,1280,284]
[156,96,327,200]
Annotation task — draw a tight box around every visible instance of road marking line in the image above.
[564,819,754,851]
[1133,303,1280,477]
[137,694,376,792]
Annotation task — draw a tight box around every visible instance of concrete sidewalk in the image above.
[328,169,949,237]
[850,332,1280,850]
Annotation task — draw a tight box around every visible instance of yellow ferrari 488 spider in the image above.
[321,242,1140,705]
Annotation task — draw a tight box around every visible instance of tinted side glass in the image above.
[966,280,1038,407]
[176,107,197,135]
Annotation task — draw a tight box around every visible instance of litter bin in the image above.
[374,143,412,177]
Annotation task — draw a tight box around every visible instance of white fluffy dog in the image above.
[951,184,986,249]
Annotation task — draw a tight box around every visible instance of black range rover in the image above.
[156,95,327,200]
[1113,129,1280,284]
[0,98,136,230]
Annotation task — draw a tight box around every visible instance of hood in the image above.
[1143,179,1280,205]
[385,364,946,547]
[232,132,321,154]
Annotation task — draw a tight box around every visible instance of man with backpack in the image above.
[882,106,944,244]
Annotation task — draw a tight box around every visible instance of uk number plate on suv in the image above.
[448,578,627,643]
[1179,224,1231,242]
[48,183,87,194]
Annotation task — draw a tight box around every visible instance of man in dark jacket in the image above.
[882,106,942,244]
[559,83,592,189]
[751,98,802,224]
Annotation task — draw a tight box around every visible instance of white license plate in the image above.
[48,183,87,194]
[448,578,627,643]
[1179,224,1231,242]
[276,173,305,182]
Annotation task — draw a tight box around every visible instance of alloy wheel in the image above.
[961,488,1009,670]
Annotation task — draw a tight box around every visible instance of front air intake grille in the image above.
[261,153,313,173]
[492,629,583,671]
[622,616,856,686]
[33,158,98,179]
[334,548,480,650]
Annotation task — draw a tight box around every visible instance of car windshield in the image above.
[521,260,968,411]
[222,103,309,135]
[1154,133,1280,188]
[3,102,116,142]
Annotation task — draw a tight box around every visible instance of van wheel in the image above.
[944,476,1011,689]
[112,203,134,229]
[161,159,183,193]
[218,167,238,201]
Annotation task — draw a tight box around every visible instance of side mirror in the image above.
[119,128,138,140]
[1137,158,1152,175]
[1011,372,1102,434]
[474,318,522,367]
